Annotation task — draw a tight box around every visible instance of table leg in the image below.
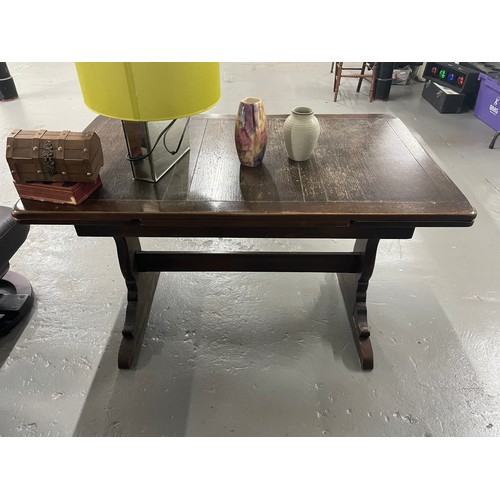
[337,238,380,370]
[113,236,160,369]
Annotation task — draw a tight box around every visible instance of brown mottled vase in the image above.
[234,97,268,167]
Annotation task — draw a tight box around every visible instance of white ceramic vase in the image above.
[283,106,320,161]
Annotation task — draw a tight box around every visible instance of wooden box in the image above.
[6,129,103,183]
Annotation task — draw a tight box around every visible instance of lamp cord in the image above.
[126,117,190,161]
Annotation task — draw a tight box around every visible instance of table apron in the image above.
[74,224,416,239]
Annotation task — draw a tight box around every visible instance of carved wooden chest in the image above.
[6,129,103,183]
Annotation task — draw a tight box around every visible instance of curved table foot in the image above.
[114,237,159,369]
[338,239,379,370]
[117,270,160,369]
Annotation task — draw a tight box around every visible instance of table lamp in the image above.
[75,62,221,182]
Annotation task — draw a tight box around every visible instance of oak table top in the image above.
[13,113,476,232]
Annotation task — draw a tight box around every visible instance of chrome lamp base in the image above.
[122,119,190,182]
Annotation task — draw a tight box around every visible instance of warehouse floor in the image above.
[0,62,499,437]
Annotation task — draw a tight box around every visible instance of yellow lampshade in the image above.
[75,62,221,121]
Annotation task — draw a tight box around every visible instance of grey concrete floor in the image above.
[1,62,499,437]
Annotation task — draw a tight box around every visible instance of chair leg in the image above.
[368,63,377,102]
[356,62,366,93]
[333,62,342,102]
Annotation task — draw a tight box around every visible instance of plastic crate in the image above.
[474,72,500,131]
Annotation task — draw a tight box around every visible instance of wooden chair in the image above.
[331,62,377,102]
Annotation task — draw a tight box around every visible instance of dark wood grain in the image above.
[13,114,476,232]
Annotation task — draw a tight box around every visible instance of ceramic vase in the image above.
[283,106,320,161]
[235,97,268,167]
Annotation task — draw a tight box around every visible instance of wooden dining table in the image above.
[12,113,476,370]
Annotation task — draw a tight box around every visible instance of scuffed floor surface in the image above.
[1,63,499,436]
